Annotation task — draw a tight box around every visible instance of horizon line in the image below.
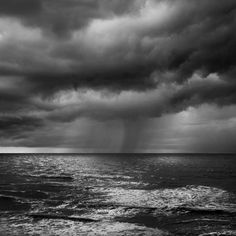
[0,152,235,155]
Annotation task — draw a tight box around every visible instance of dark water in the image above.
[0,154,236,236]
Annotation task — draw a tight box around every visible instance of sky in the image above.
[0,0,236,153]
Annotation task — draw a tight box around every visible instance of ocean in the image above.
[0,154,235,235]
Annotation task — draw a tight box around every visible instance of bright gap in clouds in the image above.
[0,32,4,40]
[0,147,73,153]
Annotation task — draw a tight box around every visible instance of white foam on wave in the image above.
[80,185,235,222]
[199,230,236,236]
[80,173,133,180]
[97,185,234,213]
[0,217,171,236]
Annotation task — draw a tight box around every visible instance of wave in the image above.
[0,190,49,200]
[93,185,235,216]
[199,230,236,236]
[174,206,236,216]
[173,218,231,224]
[28,213,98,222]
[0,194,30,211]
[1,219,171,236]
[26,174,73,181]
[80,173,133,180]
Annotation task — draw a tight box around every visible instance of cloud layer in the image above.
[0,0,236,152]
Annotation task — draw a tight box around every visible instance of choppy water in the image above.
[0,154,236,236]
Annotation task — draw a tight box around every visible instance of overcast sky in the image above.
[0,0,236,153]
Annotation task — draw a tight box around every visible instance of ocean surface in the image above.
[0,154,236,236]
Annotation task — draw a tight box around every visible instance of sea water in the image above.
[0,154,236,235]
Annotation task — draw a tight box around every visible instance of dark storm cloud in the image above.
[1,0,236,151]
[0,116,43,140]
[0,0,139,38]
[0,0,235,96]
[0,0,42,17]
[169,74,236,113]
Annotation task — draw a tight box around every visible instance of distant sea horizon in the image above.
[1,152,236,154]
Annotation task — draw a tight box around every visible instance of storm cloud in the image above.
[0,0,236,152]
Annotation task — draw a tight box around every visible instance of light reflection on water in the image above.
[0,154,236,235]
